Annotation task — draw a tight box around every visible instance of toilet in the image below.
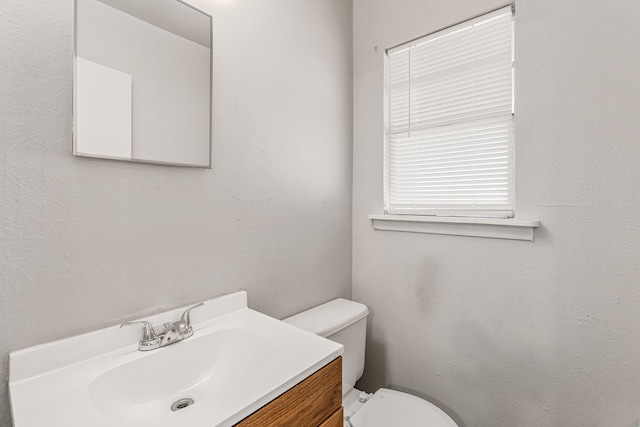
[284,298,458,427]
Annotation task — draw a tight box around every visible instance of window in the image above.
[384,6,515,218]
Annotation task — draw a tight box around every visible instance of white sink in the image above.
[89,328,272,424]
[9,291,343,427]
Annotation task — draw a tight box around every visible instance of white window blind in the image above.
[384,6,515,218]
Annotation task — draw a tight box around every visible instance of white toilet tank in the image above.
[283,298,369,396]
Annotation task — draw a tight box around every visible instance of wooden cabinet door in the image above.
[319,407,344,427]
[235,357,342,427]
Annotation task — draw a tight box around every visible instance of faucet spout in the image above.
[159,327,181,347]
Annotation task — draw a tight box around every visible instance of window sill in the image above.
[368,214,540,241]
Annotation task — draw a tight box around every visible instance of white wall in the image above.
[0,0,352,425]
[353,0,640,426]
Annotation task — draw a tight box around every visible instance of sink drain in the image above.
[171,398,195,411]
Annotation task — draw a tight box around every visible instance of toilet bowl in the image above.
[284,298,458,427]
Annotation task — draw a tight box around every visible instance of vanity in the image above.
[8,291,344,426]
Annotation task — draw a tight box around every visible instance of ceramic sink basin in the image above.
[89,328,271,424]
[9,291,343,427]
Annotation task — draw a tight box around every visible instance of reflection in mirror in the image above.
[73,0,212,168]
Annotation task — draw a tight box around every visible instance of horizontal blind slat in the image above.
[409,31,512,68]
[410,40,513,77]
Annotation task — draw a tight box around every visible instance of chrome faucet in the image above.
[121,303,204,351]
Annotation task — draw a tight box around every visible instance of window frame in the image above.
[383,5,516,219]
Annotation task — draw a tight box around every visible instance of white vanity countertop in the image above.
[9,291,343,427]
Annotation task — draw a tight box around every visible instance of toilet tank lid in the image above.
[283,298,369,338]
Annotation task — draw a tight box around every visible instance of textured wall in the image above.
[0,0,352,425]
[353,0,640,426]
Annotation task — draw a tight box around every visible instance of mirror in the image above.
[73,0,212,168]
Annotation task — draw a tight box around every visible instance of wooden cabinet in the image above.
[235,357,342,427]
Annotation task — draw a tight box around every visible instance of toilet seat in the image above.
[347,388,457,427]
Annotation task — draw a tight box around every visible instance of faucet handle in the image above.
[173,303,204,338]
[180,302,204,328]
[121,321,161,350]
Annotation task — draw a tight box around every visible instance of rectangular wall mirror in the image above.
[73,0,212,168]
